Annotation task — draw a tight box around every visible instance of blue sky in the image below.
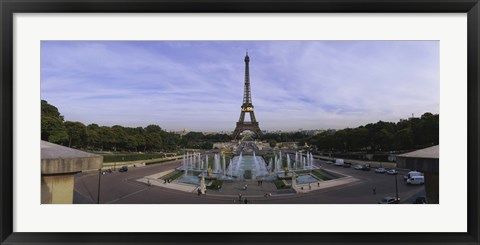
[41,41,439,132]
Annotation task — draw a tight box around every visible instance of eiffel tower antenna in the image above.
[233,52,262,139]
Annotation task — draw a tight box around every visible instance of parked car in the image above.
[361,165,371,171]
[375,168,386,173]
[413,196,428,204]
[354,164,364,170]
[386,169,398,175]
[119,166,129,172]
[334,159,344,166]
[404,171,423,181]
[378,196,400,204]
[407,175,424,185]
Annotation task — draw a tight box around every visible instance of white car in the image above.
[354,164,364,170]
[375,168,386,173]
[404,171,422,181]
[386,169,398,175]
[407,176,425,185]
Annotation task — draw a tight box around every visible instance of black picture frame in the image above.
[1,0,479,244]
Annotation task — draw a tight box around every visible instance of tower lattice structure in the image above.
[233,52,263,139]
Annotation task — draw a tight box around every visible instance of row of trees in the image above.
[41,100,231,152]
[42,100,439,153]
[307,112,439,152]
[262,132,310,148]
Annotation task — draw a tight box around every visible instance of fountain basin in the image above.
[296,174,320,184]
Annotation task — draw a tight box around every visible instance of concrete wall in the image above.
[396,157,439,173]
[41,174,75,204]
[41,156,102,175]
[397,157,439,204]
[425,172,439,204]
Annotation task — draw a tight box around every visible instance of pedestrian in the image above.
[372,186,376,195]
[317,182,320,187]
[309,183,312,190]
[244,199,248,204]
[238,193,242,201]
[164,179,167,184]
[197,188,201,196]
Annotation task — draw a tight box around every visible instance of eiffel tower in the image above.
[233,52,263,139]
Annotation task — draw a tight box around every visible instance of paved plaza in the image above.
[73,157,425,204]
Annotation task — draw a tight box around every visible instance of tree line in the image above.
[307,112,439,153]
[42,100,439,153]
[41,100,232,152]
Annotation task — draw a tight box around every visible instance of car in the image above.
[119,166,128,172]
[361,165,371,171]
[407,175,424,185]
[386,169,398,175]
[334,159,344,166]
[354,164,364,170]
[375,168,386,173]
[378,196,400,204]
[343,163,352,168]
[404,171,422,181]
[413,196,428,204]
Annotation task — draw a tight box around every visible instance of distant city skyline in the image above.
[41,41,439,131]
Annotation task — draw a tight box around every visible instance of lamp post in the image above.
[395,172,399,202]
[97,168,102,204]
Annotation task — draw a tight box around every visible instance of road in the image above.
[74,158,425,204]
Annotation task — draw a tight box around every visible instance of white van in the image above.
[334,159,344,166]
[404,171,423,181]
[407,175,425,185]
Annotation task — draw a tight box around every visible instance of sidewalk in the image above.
[137,178,198,193]
[293,176,359,193]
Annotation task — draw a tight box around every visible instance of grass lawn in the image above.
[273,179,290,189]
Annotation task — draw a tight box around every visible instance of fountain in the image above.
[180,148,319,186]
[228,153,269,180]
[222,155,226,176]
[287,154,291,169]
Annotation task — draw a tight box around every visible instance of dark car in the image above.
[343,163,352,168]
[119,166,128,172]
[378,196,400,204]
[361,165,371,171]
[413,196,427,204]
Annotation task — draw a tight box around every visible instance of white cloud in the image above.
[41,41,439,131]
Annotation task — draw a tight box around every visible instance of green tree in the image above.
[86,124,101,150]
[41,100,67,142]
[111,125,127,151]
[145,125,163,151]
[99,126,114,151]
[64,121,86,148]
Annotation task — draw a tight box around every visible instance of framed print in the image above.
[1,0,479,244]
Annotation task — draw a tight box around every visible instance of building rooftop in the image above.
[397,145,439,159]
[41,141,103,174]
[41,140,99,159]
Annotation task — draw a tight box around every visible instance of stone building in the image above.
[41,141,103,204]
[396,145,439,204]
